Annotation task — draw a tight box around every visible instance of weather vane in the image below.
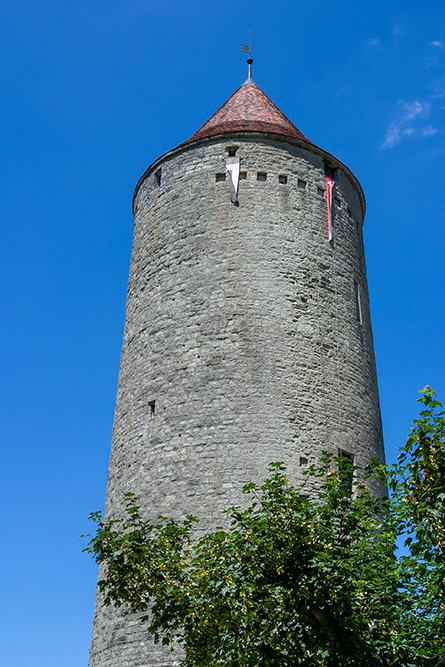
[238,32,253,79]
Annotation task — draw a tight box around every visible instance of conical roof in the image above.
[185,79,311,145]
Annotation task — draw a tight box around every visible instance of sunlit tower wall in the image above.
[89,74,385,667]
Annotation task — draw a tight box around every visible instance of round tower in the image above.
[89,72,384,667]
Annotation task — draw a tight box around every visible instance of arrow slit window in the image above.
[354,280,362,324]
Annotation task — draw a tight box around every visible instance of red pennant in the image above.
[326,175,335,241]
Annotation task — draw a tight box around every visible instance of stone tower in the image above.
[89,70,384,667]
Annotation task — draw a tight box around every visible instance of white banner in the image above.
[226,157,240,204]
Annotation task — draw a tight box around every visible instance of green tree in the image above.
[85,388,445,666]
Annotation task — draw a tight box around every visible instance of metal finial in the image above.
[247,58,253,79]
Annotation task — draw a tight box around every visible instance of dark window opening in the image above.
[334,197,341,207]
[298,179,306,189]
[155,169,162,186]
[338,450,354,496]
[240,171,247,180]
[325,163,336,181]
[226,145,239,157]
[148,400,156,417]
[317,186,325,197]
[257,172,267,181]
[299,457,308,466]
[279,174,288,184]
[216,173,226,182]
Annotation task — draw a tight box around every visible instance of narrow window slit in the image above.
[239,171,247,180]
[354,280,362,324]
[257,172,267,181]
[299,457,308,466]
[279,174,288,184]
[338,450,354,496]
[298,179,306,189]
[148,400,156,417]
[317,186,325,197]
[155,169,162,186]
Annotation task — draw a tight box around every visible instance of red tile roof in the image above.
[185,80,311,145]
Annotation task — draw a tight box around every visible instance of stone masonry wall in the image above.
[89,135,384,667]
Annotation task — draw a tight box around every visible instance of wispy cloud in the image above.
[383,100,433,148]
[431,75,445,97]
[376,32,444,148]
[403,100,429,119]
[383,123,406,149]
[422,125,439,137]
[382,58,445,148]
[366,38,381,47]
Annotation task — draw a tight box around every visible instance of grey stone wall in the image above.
[89,135,384,667]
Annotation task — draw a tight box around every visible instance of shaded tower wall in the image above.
[89,134,384,667]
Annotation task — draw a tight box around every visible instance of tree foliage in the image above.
[85,388,445,666]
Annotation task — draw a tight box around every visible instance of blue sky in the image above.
[1,1,444,665]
